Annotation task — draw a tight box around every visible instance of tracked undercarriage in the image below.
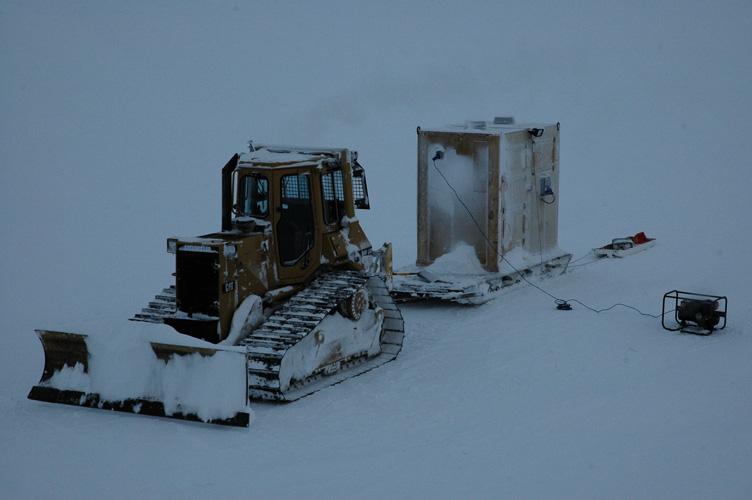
[133,270,406,401]
[242,271,403,400]
[131,268,405,401]
[29,270,404,426]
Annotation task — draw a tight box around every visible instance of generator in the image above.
[662,290,727,335]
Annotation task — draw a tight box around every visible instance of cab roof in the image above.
[237,145,347,169]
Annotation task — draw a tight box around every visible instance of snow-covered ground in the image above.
[2,2,751,498]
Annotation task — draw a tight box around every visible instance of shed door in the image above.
[447,141,489,266]
[426,140,489,267]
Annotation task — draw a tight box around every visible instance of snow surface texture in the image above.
[2,2,752,498]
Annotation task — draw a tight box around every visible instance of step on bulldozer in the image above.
[29,145,404,427]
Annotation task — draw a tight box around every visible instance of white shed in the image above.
[416,118,567,274]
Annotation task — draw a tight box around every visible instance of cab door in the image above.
[273,169,318,283]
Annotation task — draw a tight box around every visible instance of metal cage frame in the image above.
[662,290,727,335]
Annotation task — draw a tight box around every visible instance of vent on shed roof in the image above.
[466,120,487,130]
[493,116,515,125]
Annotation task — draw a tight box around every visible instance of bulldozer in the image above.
[28,145,405,427]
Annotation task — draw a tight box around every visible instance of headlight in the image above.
[166,238,178,254]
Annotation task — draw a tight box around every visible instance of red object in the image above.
[631,232,648,244]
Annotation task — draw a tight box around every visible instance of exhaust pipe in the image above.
[222,154,240,232]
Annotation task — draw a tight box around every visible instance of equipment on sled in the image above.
[393,118,571,304]
[593,232,656,258]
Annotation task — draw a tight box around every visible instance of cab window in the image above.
[321,170,345,225]
[278,173,314,266]
[238,175,269,217]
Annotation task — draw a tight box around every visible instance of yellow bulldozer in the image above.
[29,145,404,426]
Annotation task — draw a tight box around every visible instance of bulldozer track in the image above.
[242,271,404,401]
[131,271,405,403]
[132,287,177,324]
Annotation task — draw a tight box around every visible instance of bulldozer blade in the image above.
[27,386,250,427]
[35,330,89,382]
[29,330,250,427]
[150,342,228,361]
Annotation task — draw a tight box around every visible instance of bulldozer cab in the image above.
[232,146,373,286]
[236,167,319,281]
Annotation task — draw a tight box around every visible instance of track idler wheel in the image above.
[339,287,368,321]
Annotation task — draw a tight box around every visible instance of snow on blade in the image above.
[39,323,251,424]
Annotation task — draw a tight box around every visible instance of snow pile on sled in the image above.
[393,244,570,305]
[422,243,486,274]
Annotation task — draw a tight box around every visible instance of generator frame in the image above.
[662,290,727,335]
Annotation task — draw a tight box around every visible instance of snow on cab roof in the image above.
[239,144,344,168]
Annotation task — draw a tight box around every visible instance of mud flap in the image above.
[28,330,250,427]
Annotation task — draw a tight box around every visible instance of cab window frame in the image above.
[237,174,269,218]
